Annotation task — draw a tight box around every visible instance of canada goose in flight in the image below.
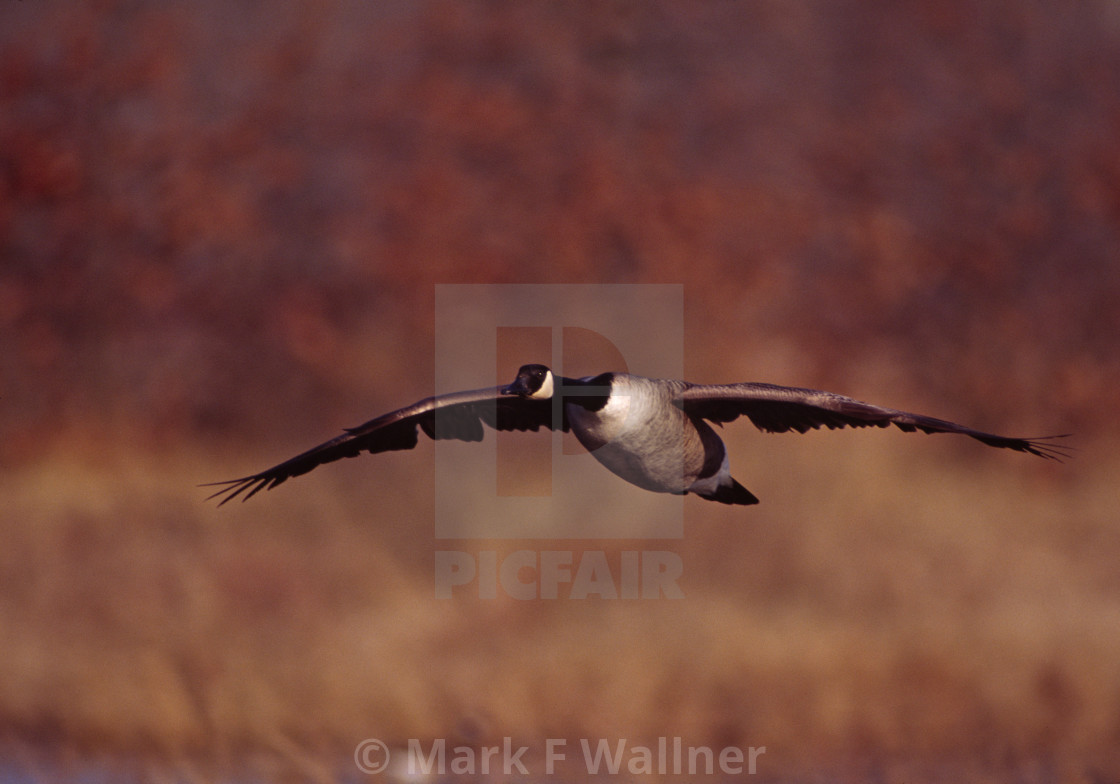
[205,364,1069,506]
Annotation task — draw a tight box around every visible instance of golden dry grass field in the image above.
[1,430,1117,782]
[2,1,1120,781]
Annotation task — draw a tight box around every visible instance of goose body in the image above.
[205,364,1068,507]
[563,373,753,503]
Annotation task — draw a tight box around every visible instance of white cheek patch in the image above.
[529,370,554,400]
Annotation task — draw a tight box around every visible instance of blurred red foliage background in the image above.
[2,0,1117,464]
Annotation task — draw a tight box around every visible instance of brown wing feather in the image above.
[203,388,560,505]
[677,382,1071,460]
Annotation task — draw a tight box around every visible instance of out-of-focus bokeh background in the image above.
[2,0,1118,780]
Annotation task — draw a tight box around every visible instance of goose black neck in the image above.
[557,373,613,412]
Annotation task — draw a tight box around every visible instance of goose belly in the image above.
[566,396,704,494]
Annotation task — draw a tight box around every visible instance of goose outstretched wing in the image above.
[677,382,1071,460]
[204,387,560,505]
